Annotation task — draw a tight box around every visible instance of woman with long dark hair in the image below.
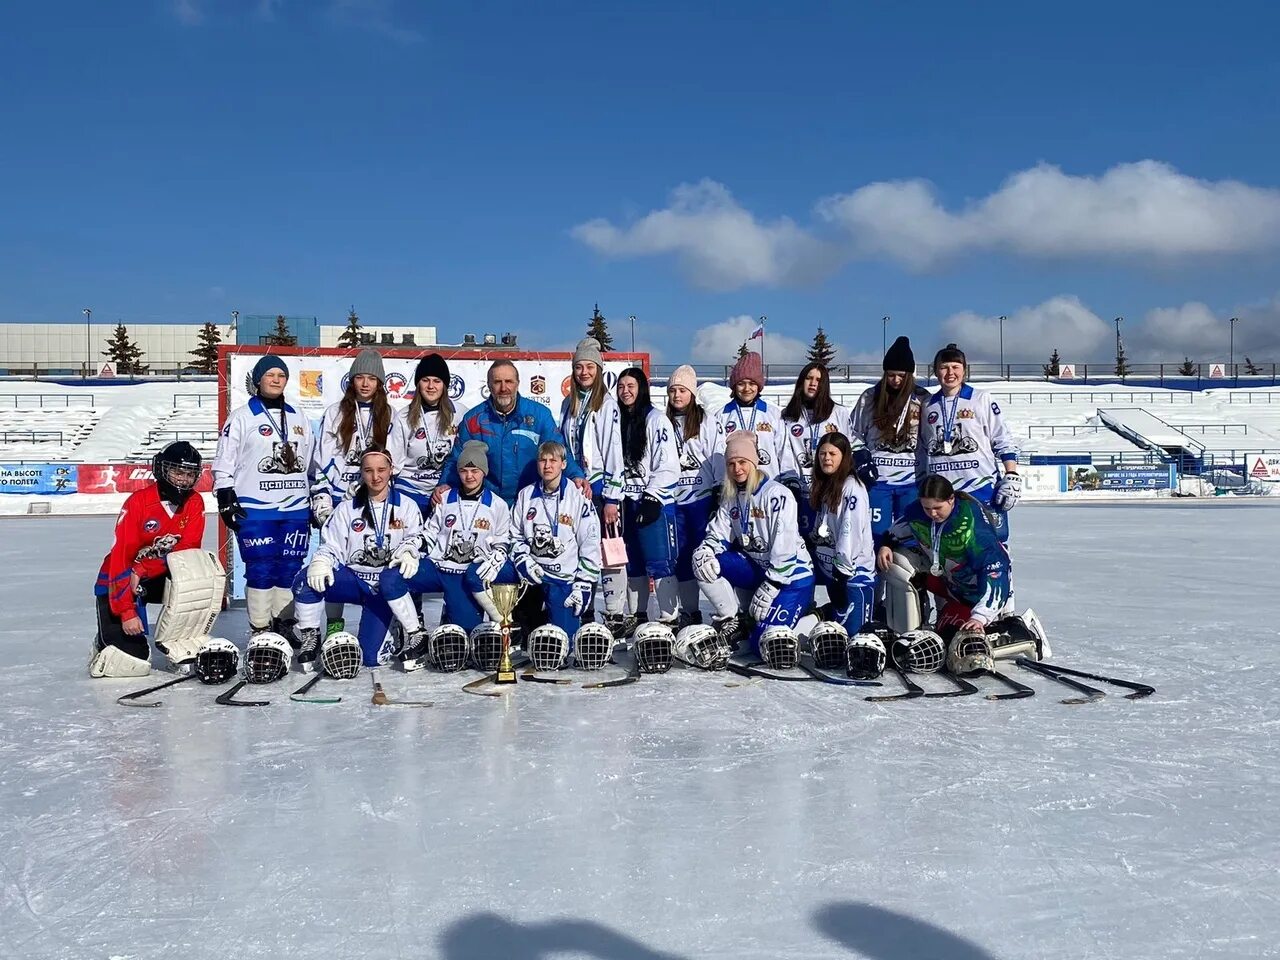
[807,432,875,635]
[665,364,719,626]
[601,366,680,636]
[389,352,467,517]
[311,348,393,523]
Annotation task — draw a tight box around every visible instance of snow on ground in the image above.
[1,504,1278,960]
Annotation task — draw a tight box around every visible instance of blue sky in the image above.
[3,1,1280,367]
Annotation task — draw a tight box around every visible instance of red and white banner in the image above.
[1246,454,1280,482]
[77,463,215,494]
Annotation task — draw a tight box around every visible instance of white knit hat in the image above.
[669,364,698,395]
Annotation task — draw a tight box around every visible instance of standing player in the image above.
[292,447,423,669]
[808,433,875,634]
[920,343,1021,540]
[90,441,208,677]
[389,352,466,517]
[310,348,392,524]
[510,441,602,637]
[712,350,783,480]
[560,336,623,522]
[213,354,315,639]
[692,432,815,656]
[601,367,680,634]
[665,364,719,626]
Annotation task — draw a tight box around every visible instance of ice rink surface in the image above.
[2,503,1278,960]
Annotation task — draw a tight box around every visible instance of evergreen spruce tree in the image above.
[1115,338,1131,377]
[735,341,750,360]
[337,307,362,349]
[1245,356,1262,375]
[266,314,297,347]
[189,321,222,374]
[1042,348,1061,378]
[585,304,614,352]
[1178,357,1197,376]
[103,323,148,375]
[807,327,837,366]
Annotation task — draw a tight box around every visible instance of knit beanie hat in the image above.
[349,348,386,383]
[932,342,968,374]
[669,364,698,395]
[729,351,764,388]
[251,354,288,389]
[414,353,450,385]
[883,336,915,373]
[573,337,604,369]
[724,431,760,466]
[457,440,490,476]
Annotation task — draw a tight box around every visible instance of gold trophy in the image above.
[487,582,527,685]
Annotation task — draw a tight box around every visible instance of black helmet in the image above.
[153,441,202,506]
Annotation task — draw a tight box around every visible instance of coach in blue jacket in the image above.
[435,359,585,505]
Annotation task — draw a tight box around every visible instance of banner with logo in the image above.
[77,464,215,494]
[1245,454,1280,482]
[0,463,78,494]
[1065,463,1175,491]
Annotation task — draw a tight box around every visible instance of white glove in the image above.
[310,490,333,526]
[307,555,335,593]
[475,551,505,586]
[564,580,591,616]
[748,579,780,623]
[517,556,545,585]
[389,546,420,580]
[994,472,1022,511]
[692,543,721,583]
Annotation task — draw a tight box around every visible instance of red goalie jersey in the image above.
[94,486,205,620]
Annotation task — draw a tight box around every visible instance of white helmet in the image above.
[892,629,946,674]
[846,631,887,680]
[947,629,994,676]
[759,625,798,670]
[245,631,292,683]
[573,622,614,671]
[633,621,675,674]
[194,637,239,685]
[428,624,471,673]
[528,624,570,671]
[675,623,730,671]
[320,631,362,679]
[807,621,848,671]
[469,622,504,671]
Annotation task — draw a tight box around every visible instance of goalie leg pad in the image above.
[90,643,152,678]
[153,550,226,653]
[883,548,927,635]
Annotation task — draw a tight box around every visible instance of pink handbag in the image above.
[600,521,629,569]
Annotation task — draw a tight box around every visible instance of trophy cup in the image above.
[487,582,527,685]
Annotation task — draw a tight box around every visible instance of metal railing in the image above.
[1173,423,1249,436]
[174,394,218,408]
[0,429,65,443]
[1025,424,1107,438]
[145,429,221,443]
[0,394,95,408]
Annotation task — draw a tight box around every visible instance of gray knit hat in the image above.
[349,348,385,383]
[457,440,489,476]
[573,337,604,369]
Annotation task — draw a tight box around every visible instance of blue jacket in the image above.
[442,395,584,505]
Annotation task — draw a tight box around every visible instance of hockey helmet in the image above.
[469,622,504,672]
[633,621,675,674]
[759,624,799,670]
[573,622,614,671]
[947,629,994,676]
[528,624,570,672]
[320,631,362,679]
[428,624,471,673]
[891,629,946,674]
[674,623,730,671]
[846,631,887,680]
[194,637,239,685]
[244,631,292,683]
[807,621,849,671]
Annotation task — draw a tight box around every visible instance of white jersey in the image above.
[422,488,511,576]
[920,384,1020,497]
[315,489,424,589]
[667,409,718,505]
[511,477,602,585]
[619,408,681,505]
[713,399,785,481]
[702,476,813,585]
[213,397,315,514]
[560,393,624,502]
[311,401,391,501]
[388,403,466,503]
[777,402,854,497]
[850,384,931,488]
[810,476,874,582]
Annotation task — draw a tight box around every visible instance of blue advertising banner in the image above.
[1067,463,1175,491]
[0,463,79,494]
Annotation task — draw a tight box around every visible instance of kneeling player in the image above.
[808,432,875,634]
[91,441,222,677]
[510,441,602,638]
[293,447,423,668]
[381,440,514,668]
[692,432,816,657]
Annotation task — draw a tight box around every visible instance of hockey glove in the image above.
[564,580,592,616]
[994,472,1022,511]
[748,579,782,624]
[637,493,663,527]
[306,555,335,593]
[389,542,420,580]
[216,488,246,531]
[692,543,721,583]
[310,489,334,528]
[853,447,879,490]
[515,555,545,585]
[475,550,506,586]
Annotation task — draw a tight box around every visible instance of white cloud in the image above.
[170,0,202,25]
[940,296,1112,364]
[688,315,843,368]
[572,180,841,291]
[1132,296,1280,362]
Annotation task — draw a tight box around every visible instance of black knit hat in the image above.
[414,353,450,385]
[883,336,914,372]
[932,342,968,374]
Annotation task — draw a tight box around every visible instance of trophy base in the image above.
[494,669,518,685]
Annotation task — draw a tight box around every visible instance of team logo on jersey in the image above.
[530,375,547,396]
[445,514,456,527]
[352,518,366,532]
[475,518,491,530]
[791,424,804,437]
[523,416,535,426]
[958,409,975,419]
[449,375,465,400]
[143,518,160,532]
[729,507,740,520]
[386,373,409,399]
[527,508,538,520]
[258,424,273,436]
[927,411,939,425]
[390,518,404,529]
[559,513,573,524]
[415,427,427,440]
[752,507,765,519]
[757,423,772,432]
[725,422,737,433]
[293,425,304,435]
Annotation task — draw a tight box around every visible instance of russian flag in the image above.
[748,322,764,340]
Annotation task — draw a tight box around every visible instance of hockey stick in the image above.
[797,655,883,687]
[462,674,504,697]
[290,674,341,704]
[370,671,432,707]
[1016,658,1104,704]
[582,647,640,689]
[1022,659,1154,699]
[923,672,980,698]
[865,666,924,702]
[981,668,1035,700]
[672,652,756,686]
[116,673,196,708]
[508,651,572,684]
[216,680,270,707]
